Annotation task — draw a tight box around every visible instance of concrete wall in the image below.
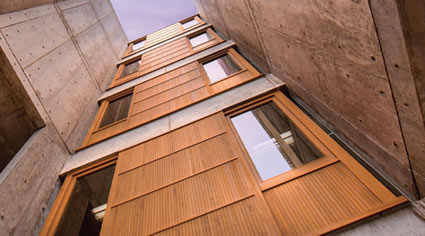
[0,0,127,235]
[194,0,425,200]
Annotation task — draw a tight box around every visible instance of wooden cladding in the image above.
[100,113,280,236]
[124,16,205,57]
[111,28,222,88]
[46,92,406,235]
[81,48,261,148]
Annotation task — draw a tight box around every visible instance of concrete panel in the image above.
[46,64,98,142]
[1,11,70,68]
[199,0,229,38]
[56,0,89,10]
[336,207,425,235]
[62,3,97,35]
[248,0,386,78]
[0,4,56,28]
[75,22,117,87]
[24,40,85,104]
[0,0,54,14]
[89,0,113,19]
[215,0,264,59]
[100,12,127,56]
[262,28,408,164]
[0,124,69,236]
[65,89,102,151]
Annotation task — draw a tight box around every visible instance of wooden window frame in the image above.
[179,16,203,32]
[225,91,338,191]
[39,157,117,236]
[187,28,223,52]
[113,56,142,83]
[198,48,249,85]
[125,36,147,57]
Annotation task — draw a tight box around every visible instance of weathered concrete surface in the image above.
[195,0,425,199]
[0,0,127,235]
[0,0,54,14]
[335,206,425,236]
[61,75,283,175]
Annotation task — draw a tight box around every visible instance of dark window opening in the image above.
[202,54,241,83]
[99,94,132,128]
[121,60,140,78]
[231,102,323,181]
[55,164,115,236]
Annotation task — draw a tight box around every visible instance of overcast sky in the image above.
[110,0,197,41]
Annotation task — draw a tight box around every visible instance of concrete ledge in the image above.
[118,24,211,64]
[99,40,236,102]
[61,74,284,175]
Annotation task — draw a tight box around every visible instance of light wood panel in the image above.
[81,48,262,148]
[264,162,382,235]
[100,113,281,236]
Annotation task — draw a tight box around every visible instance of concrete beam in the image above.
[61,74,284,175]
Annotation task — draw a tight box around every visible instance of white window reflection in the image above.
[203,55,241,83]
[182,19,198,29]
[132,40,145,51]
[231,102,323,181]
[189,32,212,47]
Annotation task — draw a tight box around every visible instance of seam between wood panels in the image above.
[132,79,204,107]
[134,67,199,94]
[112,157,238,207]
[134,75,203,103]
[140,47,191,70]
[118,131,227,175]
[131,86,207,115]
[141,40,188,61]
[148,194,255,235]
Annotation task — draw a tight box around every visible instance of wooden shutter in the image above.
[100,113,281,235]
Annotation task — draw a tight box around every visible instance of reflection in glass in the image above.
[203,55,241,83]
[182,19,198,29]
[189,32,212,47]
[132,40,145,51]
[121,60,140,77]
[99,94,132,128]
[55,165,115,236]
[231,102,323,180]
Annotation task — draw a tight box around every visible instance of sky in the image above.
[110,0,198,41]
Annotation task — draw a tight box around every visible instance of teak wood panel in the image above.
[81,48,262,148]
[100,113,281,236]
[110,28,222,88]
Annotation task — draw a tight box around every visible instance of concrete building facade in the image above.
[1,0,425,235]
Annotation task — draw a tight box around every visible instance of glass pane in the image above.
[99,94,132,128]
[189,32,212,47]
[203,55,241,83]
[121,60,140,77]
[231,102,323,180]
[132,40,145,51]
[55,165,115,236]
[182,19,198,29]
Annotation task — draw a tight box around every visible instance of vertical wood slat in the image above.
[263,162,383,235]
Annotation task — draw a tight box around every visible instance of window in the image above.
[202,54,242,83]
[99,93,132,128]
[132,40,145,51]
[182,19,198,30]
[231,102,323,180]
[189,32,212,47]
[121,60,140,77]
